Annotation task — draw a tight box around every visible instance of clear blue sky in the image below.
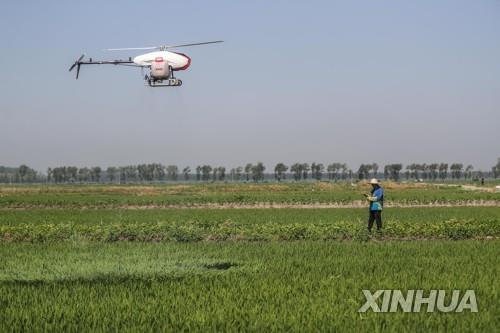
[1,0,499,171]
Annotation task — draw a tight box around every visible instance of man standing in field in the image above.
[365,178,384,232]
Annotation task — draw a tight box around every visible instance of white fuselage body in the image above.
[133,51,191,71]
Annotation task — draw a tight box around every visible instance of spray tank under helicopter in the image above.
[145,56,183,87]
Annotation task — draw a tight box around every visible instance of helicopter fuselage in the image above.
[133,51,191,71]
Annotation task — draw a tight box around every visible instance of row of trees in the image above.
[274,163,351,181]
[47,163,266,183]
[492,158,500,179]
[402,163,474,180]
[49,166,102,183]
[1,159,499,183]
[0,165,39,183]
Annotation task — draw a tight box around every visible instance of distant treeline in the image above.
[1,159,499,184]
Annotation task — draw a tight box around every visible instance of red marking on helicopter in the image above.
[173,52,191,71]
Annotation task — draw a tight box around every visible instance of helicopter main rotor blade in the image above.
[162,40,224,49]
[104,47,157,51]
[104,40,224,52]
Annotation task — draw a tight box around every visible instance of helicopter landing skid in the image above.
[146,78,182,87]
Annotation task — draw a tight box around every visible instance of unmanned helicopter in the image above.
[69,40,223,87]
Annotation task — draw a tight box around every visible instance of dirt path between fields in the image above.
[434,183,498,193]
[1,200,499,210]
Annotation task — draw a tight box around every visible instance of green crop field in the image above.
[1,182,498,208]
[1,183,499,332]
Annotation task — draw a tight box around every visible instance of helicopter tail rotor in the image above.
[69,54,85,79]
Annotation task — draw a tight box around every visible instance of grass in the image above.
[1,183,499,331]
[0,182,498,207]
[2,206,499,226]
[1,241,499,332]
[1,207,499,241]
